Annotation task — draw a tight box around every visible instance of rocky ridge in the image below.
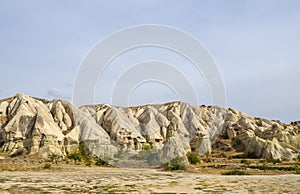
[0,94,299,163]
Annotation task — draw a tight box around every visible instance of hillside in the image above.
[0,93,299,166]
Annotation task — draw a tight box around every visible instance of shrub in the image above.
[10,149,24,157]
[50,154,59,164]
[79,142,86,155]
[164,156,187,171]
[66,142,90,165]
[219,152,227,158]
[204,150,211,162]
[222,170,249,175]
[267,158,281,164]
[241,159,251,166]
[298,154,300,162]
[95,158,109,166]
[44,163,51,169]
[67,152,82,164]
[142,143,153,151]
[84,156,92,167]
[187,152,200,164]
[295,165,300,174]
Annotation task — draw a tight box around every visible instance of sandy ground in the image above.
[0,167,300,193]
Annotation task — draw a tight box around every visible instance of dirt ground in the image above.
[0,166,300,193]
[0,154,300,193]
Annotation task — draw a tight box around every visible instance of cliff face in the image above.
[0,94,299,163]
[0,94,116,159]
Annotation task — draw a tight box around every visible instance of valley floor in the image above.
[0,167,300,193]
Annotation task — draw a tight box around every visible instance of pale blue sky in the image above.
[0,0,300,122]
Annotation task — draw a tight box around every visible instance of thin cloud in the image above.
[47,88,70,101]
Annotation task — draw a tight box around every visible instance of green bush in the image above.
[44,163,51,169]
[219,152,227,158]
[84,156,92,167]
[142,143,153,151]
[240,159,251,166]
[298,154,300,162]
[267,158,281,164]
[164,156,187,171]
[204,150,211,162]
[222,170,249,175]
[67,152,82,164]
[78,142,85,153]
[295,165,300,174]
[95,158,109,166]
[50,154,59,164]
[187,152,200,164]
[66,142,90,165]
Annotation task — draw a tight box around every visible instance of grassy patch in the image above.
[221,170,249,175]
[248,165,296,171]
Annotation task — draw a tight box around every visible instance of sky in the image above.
[0,0,299,123]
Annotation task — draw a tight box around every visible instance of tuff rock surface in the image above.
[0,94,299,162]
[0,94,116,160]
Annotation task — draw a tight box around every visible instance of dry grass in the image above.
[0,163,29,171]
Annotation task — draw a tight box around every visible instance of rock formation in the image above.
[0,94,117,160]
[0,93,299,164]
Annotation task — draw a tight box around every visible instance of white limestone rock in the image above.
[0,93,299,163]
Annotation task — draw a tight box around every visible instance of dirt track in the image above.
[0,167,300,193]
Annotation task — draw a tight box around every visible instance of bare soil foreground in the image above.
[0,167,300,193]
